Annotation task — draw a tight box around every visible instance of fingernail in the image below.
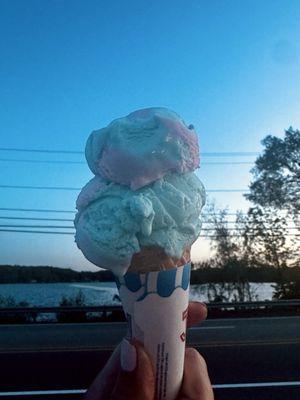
[121,339,137,372]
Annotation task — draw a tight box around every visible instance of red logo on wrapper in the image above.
[180,332,186,342]
[182,307,188,321]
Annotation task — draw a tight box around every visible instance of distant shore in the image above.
[1,264,299,284]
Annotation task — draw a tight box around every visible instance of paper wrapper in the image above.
[116,263,191,400]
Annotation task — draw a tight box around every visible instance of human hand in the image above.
[85,301,214,400]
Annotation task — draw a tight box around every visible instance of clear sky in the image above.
[1,0,300,270]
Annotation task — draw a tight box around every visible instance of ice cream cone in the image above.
[128,246,191,273]
[74,107,206,400]
[116,247,191,400]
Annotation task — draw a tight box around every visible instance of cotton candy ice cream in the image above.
[75,172,205,277]
[85,107,199,190]
[75,107,205,277]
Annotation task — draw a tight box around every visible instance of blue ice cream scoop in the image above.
[74,172,205,277]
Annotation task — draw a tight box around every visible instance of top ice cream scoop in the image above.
[85,107,200,190]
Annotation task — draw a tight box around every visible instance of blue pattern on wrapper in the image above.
[118,264,191,301]
[157,268,177,297]
[124,272,143,292]
[182,264,190,290]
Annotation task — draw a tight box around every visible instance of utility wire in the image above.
[0,184,249,192]
[1,224,298,232]
[0,207,75,213]
[0,158,254,166]
[0,224,74,229]
[201,227,299,231]
[208,189,248,193]
[0,228,298,237]
[0,207,295,217]
[0,147,259,157]
[0,216,74,222]
[0,184,80,191]
[0,158,85,164]
[201,152,259,157]
[0,229,74,235]
[0,147,83,154]
[0,216,297,226]
[202,161,253,165]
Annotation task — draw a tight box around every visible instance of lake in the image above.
[0,281,276,307]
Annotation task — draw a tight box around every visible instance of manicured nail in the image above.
[121,339,137,372]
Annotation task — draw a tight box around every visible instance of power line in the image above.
[0,218,297,230]
[201,227,299,231]
[0,216,297,226]
[1,224,297,232]
[0,207,75,214]
[0,207,295,218]
[0,147,259,157]
[208,189,248,193]
[0,224,74,229]
[0,216,74,222]
[0,158,255,166]
[0,147,83,154]
[0,158,85,165]
[0,184,249,192]
[201,161,253,165]
[0,185,80,191]
[0,229,74,235]
[0,228,298,237]
[201,152,258,157]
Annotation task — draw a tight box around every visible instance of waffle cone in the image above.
[128,246,191,274]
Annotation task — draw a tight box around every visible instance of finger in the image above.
[187,301,207,328]
[84,344,121,400]
[179,348,214,400]
[111,339,155,400]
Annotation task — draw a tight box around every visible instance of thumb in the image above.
[179,348,214,400]
[111,339,155,400]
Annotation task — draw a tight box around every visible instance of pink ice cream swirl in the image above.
[85,107,200,190]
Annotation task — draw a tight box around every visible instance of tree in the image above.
[204,201,299,269]
[273,276,300,300]
[204,201,240,267]
[246,128,300,216]
[240,206,296,269]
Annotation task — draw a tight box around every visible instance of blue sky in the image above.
[1,0,300,270]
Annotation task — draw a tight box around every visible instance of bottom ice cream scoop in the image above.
[74,172,205,277]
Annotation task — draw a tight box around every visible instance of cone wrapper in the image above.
[116,263,191,400]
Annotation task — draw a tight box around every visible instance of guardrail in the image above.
[0,300,299,315]
[0,305,121,314]
[207,299,300,308]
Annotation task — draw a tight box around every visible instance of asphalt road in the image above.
[0,316,300,400]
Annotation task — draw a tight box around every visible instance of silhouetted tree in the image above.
[204,201,240,267]
[240,206,296,269]
[273,276,300,300]
[246,128,300,216]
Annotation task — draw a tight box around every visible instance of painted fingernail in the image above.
[121,339,137,372]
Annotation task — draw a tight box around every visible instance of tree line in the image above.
[0,265,114,283]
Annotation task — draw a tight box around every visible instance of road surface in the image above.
[0,316,299,399]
